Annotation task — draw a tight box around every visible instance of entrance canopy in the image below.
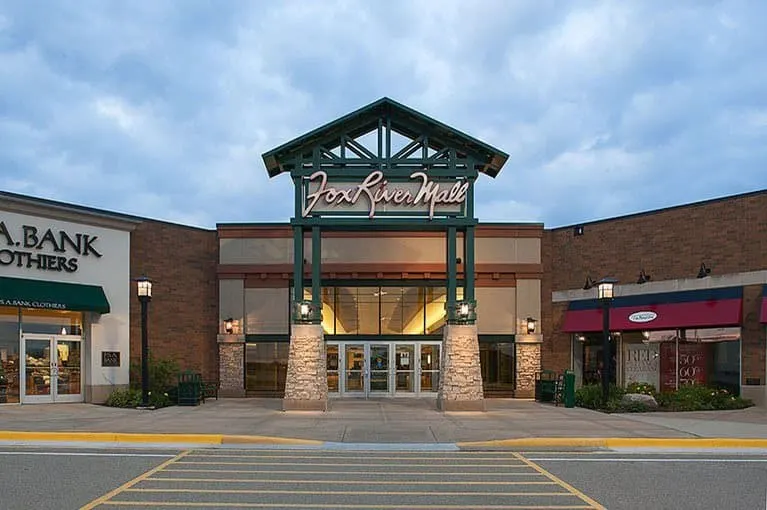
[761,285,767,323]
[0,276,110,314]
[262,97,509,179]
[562,287,743,333]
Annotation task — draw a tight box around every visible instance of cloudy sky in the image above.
[1,1,765,229]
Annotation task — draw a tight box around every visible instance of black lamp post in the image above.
[597,277,617,403]
[136,276,153,407]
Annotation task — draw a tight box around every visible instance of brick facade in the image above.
[129,220,219,383]
[542,190,767,387]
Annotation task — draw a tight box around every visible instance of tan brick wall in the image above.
[219,341,245,397]
[130,220,219,383]
[438,324,484,409]
[515,343,542,398]
[542,191,767,384]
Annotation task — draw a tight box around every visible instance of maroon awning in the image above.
[562,288,743,333]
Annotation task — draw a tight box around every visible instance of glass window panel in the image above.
[245,288,289,334]
[245,342,288,396]
[326,344,339,393]
[21,310,83,336]
[480,343,515,396]
[0,307,20,403]
[357,288,379,335]
[401,288,425,335]
[334,287,359,335]
[380,288,404,335]
[56,340,81,396]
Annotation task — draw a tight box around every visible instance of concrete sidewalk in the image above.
[2,398,767,446]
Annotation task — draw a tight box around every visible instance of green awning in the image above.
[0,276,110,314]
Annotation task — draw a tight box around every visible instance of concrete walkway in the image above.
[2,398,766,444]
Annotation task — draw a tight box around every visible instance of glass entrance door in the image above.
[419,343,441,394]
[21,335,83,404]
[368,344,389,394]
[395,344,415,393]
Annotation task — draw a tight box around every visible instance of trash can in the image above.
[177,370,202,406]
[563,369,576,408]
[535,370,557,402]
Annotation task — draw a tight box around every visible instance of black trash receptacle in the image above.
[177,370,202,406]
[535,370,558,402]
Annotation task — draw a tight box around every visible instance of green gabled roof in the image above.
[261,97,509,178]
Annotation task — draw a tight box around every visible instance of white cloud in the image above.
[0,0,765,229]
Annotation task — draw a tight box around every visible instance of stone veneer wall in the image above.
[218,340,245,397]
[283,324,327,411]
[437,324,485,411]
[515,343,542,398]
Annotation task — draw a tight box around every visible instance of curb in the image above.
[456,437,767,449]
[0,430,322,446]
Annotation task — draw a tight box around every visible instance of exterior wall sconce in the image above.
[583,275,596,290]
[637,269,651,284]
[292,299,322,324]
[697,262,711,278]
[447,299,477,324]
[576,334,586,342]
[224,317,234,334]
[526,317,537,334]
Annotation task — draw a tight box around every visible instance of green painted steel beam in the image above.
[311,226,321,306]
[292,225,304,305]
[447,226,457,311]
[465,226,475,302]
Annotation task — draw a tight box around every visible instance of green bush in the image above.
[625,382,657,396]
[105,388,141,408]
[656,385,752,411]
[129,356,181,394]
[104,388,174,409]
[575,384,625,410]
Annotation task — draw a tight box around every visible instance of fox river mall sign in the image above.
[302,170,468,219]
[0,220,102,273]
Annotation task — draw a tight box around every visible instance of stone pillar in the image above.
[437,324,485,411]
[283,324,327,411]
[515,334,543,398]
[218,334,245,397]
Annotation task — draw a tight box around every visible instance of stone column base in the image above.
[218,334,246,397]
[515,335,542,398]
[283,324,327,412]
[437,324,485,412]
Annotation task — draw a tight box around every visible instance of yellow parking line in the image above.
[176,461,531,467]
[127,488,576,496]
[79,450,190,510]
[161,468,553,477]
[102,502,594,508]
[145,477,542,484]
[513,453,605,510]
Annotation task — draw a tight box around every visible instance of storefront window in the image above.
[578,328,743,395]
[20,309,83,336]
[0,307,20,404]
[480,342,515,396]
[245,342,289,396]
[317,286,462,336]
[573,333,618,387]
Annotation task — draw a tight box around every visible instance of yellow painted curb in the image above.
[223,435,323,446]
[457,437,767,449]
[0,430,321,446]
[0,431,223,444]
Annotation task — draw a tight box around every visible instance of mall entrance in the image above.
[327,341,441,398]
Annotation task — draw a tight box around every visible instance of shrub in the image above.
[575,384,625,410]
[104,388,174,409]
[625,382,657,396]
[129,356,181,395]
[657,385,752,411]
[105,388,141,408]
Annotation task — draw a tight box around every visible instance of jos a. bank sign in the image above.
[302,170,468,219]
[0,220,102,273]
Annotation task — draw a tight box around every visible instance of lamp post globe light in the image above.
[596,277,617,403]
[136,276,153,408]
